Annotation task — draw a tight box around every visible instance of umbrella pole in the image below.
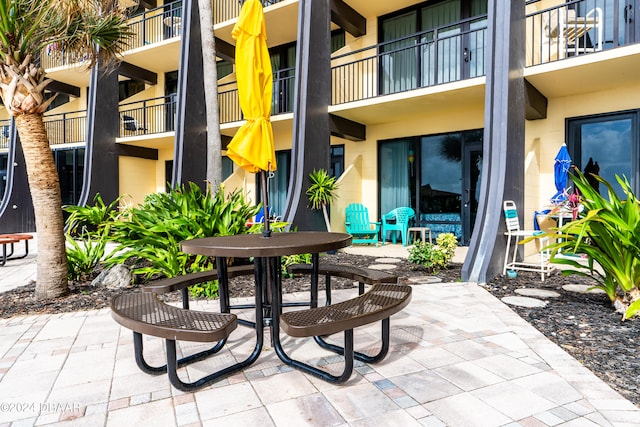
[260,170,271,237]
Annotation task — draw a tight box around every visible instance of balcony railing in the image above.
[44,111,87,146]
[0,119,10,150]
[126,0,183,51]
[218,67,295,123]
[331,17,487,105]
[1,115,87,149]
[119,95,177,137]
[40,1,183,69]
[214,0,284,25]
[526,0,640,66]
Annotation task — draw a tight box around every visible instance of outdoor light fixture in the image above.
[408,148,415,164]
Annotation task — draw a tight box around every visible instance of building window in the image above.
[331,30,346,53]
[330,145,344,177]
[222,156,234,180]
[217,60,233,79]
[53,147,85,206]
[567,110,639,196]
[119,80,146,102]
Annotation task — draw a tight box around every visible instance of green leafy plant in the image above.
[105,183,260,280]
[189,280,219,299]
[306,169,339,231]
[541,171,640,320]
[281,253,312,278]
[64,193,123,237]
[66,229,113,281]
[408,232,458,273]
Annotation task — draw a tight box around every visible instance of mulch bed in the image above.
[0,251,638,406]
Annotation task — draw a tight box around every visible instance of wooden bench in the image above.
[276,283,412,383]
[111,292,241,391]
[287,262,398,302]
[0,233,33,262]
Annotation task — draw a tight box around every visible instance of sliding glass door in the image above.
[379,0,487,94]
[379,129,482,245]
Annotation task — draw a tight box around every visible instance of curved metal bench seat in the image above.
[111,292,260,392]
[276,283,412,383]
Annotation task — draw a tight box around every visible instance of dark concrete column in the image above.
[0,126,35,232]
[80,64,120,207]
[462,0,526,283]
[172,0,207,191]
[282,0,331,231]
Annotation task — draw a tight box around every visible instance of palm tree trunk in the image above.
[322,205,332,232]
[16,114,69,299]
[198,0,222,188]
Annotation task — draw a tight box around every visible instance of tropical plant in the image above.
[0,0,131,299]
[65,229,114,281]
[106,183,260,279]
[306,169,339,231]
[408,232,458,273]
[541,171,640,320]
[64,193,123,237]
[281,253,312,278]
[189,280,219,299]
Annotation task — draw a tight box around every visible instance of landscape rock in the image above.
[91,264,132,290]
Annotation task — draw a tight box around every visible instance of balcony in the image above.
[214,0,285,25]
[331,16,487,106]
[44,111,87,146]
[526,0,640,66]
[119,95,177,138]
[41,0,183,74]
[218,15,487,126]
[218,67,296,124]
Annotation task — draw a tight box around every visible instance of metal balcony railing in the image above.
[526,0,640,66]
[126,0,183,51]
[218,67,295,123]
[43,111,87,146]
[40,1,183,69]
[119,95,177,137]
[0,119,10,150]
[332,16,487,105]
[214,0,284,25]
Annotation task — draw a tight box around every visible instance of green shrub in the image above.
[408,232,458,273]
[64,193,122,237]
[281,253,312,277]
[541,171,640,320]
[105,183,260,280]
[189,280,219,299]
[66,229,113,281]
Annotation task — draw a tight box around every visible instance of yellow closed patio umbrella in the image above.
[227,0,276,236]
[227,0,276,173]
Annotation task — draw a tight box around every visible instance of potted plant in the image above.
[306,169,339,232]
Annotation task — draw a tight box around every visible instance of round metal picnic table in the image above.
[181,231,351,258]
[180,232,352,370]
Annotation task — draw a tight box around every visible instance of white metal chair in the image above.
[503,200,553,281]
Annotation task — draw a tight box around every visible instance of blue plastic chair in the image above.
[381,207,415,246]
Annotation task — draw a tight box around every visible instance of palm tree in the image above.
[306,169,339,232]
[0,0,131,299]
[197,0,223,188]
